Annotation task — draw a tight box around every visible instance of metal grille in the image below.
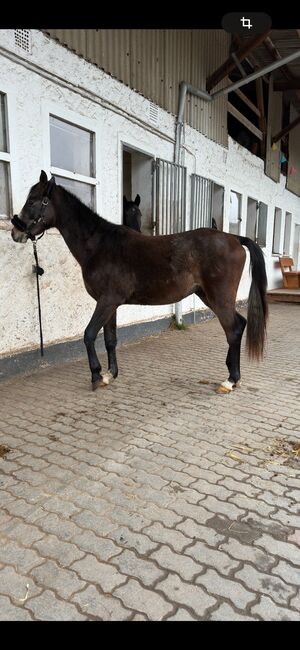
[153,159,186,235]
[14,29,31,53]
[149,102,159,125]
[190,174,213,230]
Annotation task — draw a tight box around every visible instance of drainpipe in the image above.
[174,83,212,324]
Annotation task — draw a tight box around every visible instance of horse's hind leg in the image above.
[196,290,246,394]
[219,311,247,393]
[84,299,117,390]
[102,310,118,385]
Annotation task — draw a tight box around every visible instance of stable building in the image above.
[0,28,300,370]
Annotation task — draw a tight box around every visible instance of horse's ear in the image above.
[46,176,56,197]
[134,194,141,206]
[40,170,48,184]
[123,195,128,205]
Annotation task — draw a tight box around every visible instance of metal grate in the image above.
[190,174,213,230]
[14,30,31,53]
[149,102,159,125]
[153,158,187,235]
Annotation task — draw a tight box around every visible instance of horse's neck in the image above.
[54,194,104,266]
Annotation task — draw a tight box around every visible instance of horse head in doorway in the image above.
[123,194,142,232]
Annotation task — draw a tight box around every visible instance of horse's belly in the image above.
[129,279,198,305]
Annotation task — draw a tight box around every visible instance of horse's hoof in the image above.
[216,380,234,394]
[100,371,114,386]
[92,378,102,391]
[216,384,232,394]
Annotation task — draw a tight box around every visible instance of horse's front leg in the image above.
[102,310,118,386]
[84,300,117,390]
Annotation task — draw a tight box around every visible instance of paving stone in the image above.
[196,569,255,609]
[254,534,300,565]
[71,555,127,592]
[72,584,131,620]
[150,546,201,581]
[0,539,43,573]
[107,527,158,555]
[26,589,86,620]
[271,561,300,587]
[166,608,197,621]
[144,522,191,552]
[71,511,117,536]
[0,595,33,621]
[30,560,85,599]
[114,578,173,620]
[219,539,276,572]
[185,541,239,576]
[36,513,81,541]
[251,595,300,621]
[209,603,257,621]
[70,530,121,561]
[157,574,216,617]
[0,566,41,601]
[176,518,225,546]
[33,535,85,567]
[235,564,296,605]
[4,521,44,546]
[112,549,164,586]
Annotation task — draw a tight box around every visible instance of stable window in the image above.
[229,191,242,235]
[0,92,12,219]
[283,212,292,255]
[246,199,267,247]
[272,207,282,254]
[50,115,96,209]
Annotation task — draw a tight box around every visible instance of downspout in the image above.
[173,49,300,325]
[174,83,212,324]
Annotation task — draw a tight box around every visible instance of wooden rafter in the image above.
[206,30,271,92]
[256,78,267,157]
[234,88,260,116]
[274,80,300,91]
[228,103,263,140]
[272,113,300,144]
[263,35,300,104]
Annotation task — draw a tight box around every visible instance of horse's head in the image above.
[11,170,56,243]
[123,194,142,232]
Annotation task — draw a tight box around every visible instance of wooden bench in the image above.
[278,256,300,288]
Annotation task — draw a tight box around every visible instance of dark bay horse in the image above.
[11,171,268,394]
[123,194,142,231]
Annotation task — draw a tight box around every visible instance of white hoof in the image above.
[216,379,234,394]
[101,371,114,386]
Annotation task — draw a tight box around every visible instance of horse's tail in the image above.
[236,236,268,361]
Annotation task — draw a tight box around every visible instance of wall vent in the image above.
[14,30,31,53]
[149,102,159,126]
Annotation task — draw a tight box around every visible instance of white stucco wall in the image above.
[0,29,299,357]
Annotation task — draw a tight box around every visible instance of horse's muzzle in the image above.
[11,215,33,242]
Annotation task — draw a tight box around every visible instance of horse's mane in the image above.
[57,185,119,234]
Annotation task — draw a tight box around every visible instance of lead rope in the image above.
[32,236,45,357]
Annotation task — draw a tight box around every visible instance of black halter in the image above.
[11,197,49,241]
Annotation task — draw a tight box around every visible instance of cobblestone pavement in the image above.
[0,302,300,621]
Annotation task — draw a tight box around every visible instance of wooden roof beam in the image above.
[206,30,271,92]
[274,79,300,91]
[272,113,300,144]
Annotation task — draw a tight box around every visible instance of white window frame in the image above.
[228,189,242,235]
[283,212,292,255]
[272,207,283,255]
[41,103,101,218]
[0,91,12,220]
